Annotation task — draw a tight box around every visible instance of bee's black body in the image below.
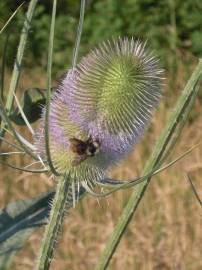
[69,137,100,165]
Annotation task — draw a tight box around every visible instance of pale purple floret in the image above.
[35,71,77,156]
[48,94,68,146]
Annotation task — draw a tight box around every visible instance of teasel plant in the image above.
[0,0,202,270]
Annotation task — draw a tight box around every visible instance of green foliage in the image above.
[0,186,87,270]
[10,88,47,125]
[0,192,54,270]
[0,0,202,73]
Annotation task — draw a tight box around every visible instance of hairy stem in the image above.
[36,174,71,270]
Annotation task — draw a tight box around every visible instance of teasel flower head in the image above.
[35,37,163,188]
[67,37,163,163]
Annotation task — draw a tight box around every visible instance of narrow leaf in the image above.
[0,187,86,270]
[0,191,53,270]
[10,88,47,125]
[0,2,25,35]
[1,0,38,136]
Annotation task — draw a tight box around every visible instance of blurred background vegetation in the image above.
[1,0,202,74]
[0,1,202,269]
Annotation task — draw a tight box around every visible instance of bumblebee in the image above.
[69,136,100,165]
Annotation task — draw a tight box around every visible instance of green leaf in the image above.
[191,31,202,55]
[10,88,47,125]
[0,191,54,270]
[0,187,86,270]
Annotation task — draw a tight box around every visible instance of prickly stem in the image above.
[36,173,71,270]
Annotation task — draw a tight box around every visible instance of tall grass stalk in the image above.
[44,0,60,177]
[72,0,85,69]
[0,2,25,35]
[1,0,38,134]
[95,59,202,270]
[0,34,10,100]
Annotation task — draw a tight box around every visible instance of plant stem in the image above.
[95,59,202,270]
[72,0,85,69]
[0,0,38,139]
[44,0,60,176]
[4,0,38,115]
[36,174,71,270]
[0,34,10,101]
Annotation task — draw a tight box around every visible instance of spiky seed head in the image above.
[67,37,163,164]
[35,37,163,186]
[35,71,105,184]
